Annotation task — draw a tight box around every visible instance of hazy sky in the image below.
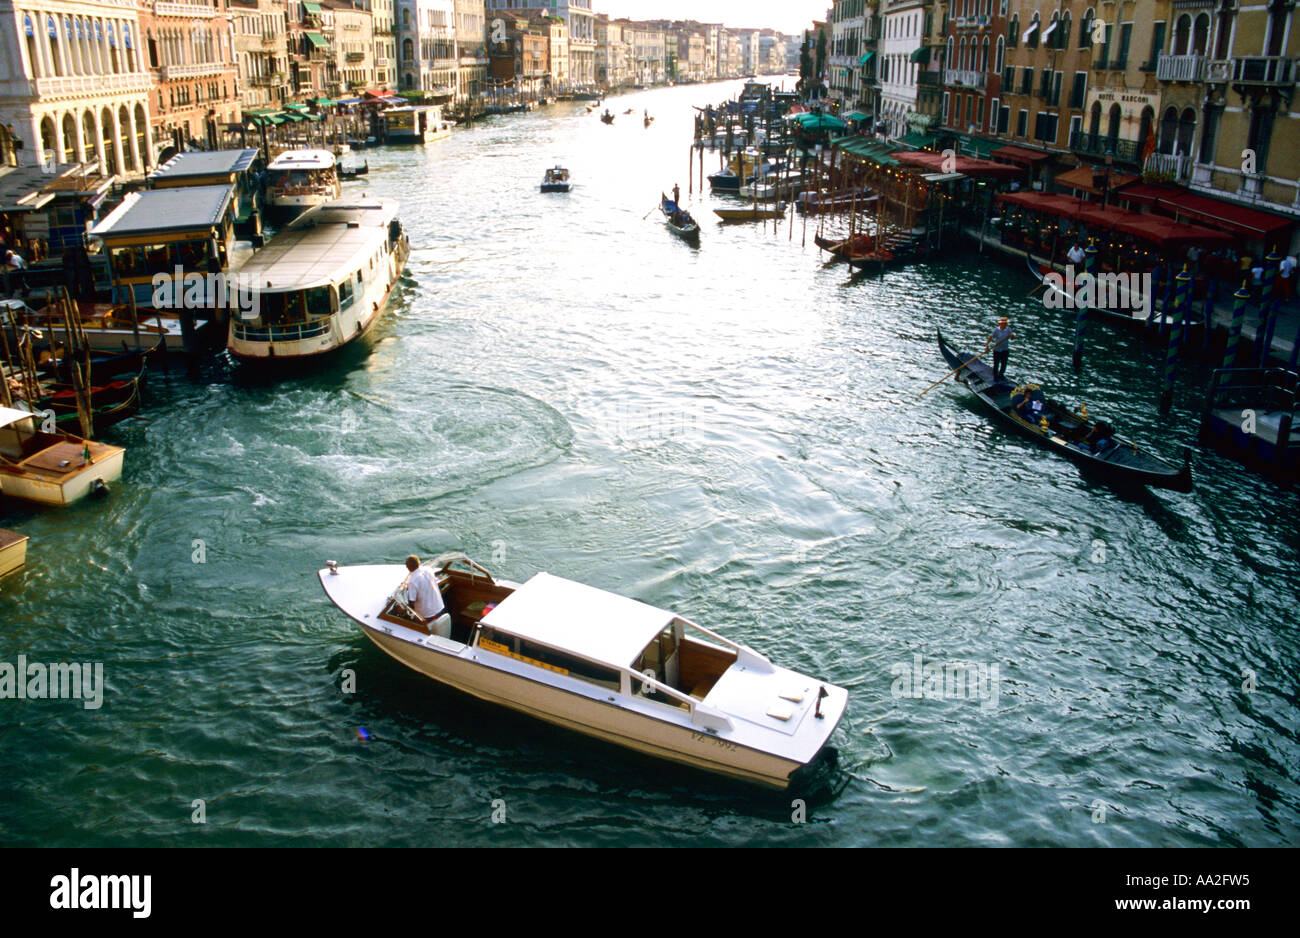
[597,1,827,35]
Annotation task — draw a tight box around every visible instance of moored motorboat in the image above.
[318,554,848,789]
[0,406,124,506]
[265,149,342,222]
[936,330,1193,492]
[0,528,27,578]
[714,203,787,222]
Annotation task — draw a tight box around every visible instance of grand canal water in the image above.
[2,80,1298,847]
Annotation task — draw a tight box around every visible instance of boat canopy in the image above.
[480,573,676,669]
[0,406,36,430]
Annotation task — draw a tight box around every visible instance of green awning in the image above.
[279,111,304,122]
[959,135,999,159]
[794,113,846,131]
[910,46,931,64]
[312,97,334,107]
[858,52,874,65]
[305,31,327,49]
[843,110,870,123]
[303,2,322,14]
[899,132,936,150]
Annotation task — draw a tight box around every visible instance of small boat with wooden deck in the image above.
[319,553,848,789]
[0,406,124,505]
[937,330,1193,492]
[0,528,27,578]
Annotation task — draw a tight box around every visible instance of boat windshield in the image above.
[268,168,335,192]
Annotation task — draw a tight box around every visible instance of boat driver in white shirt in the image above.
[404,555,446,622]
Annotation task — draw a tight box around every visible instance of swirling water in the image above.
[2,80,1297,847]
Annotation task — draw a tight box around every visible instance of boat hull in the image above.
[937,330,1192,491]
[360,622,809,789]
[0,529,27,578]
[0,446,124,506]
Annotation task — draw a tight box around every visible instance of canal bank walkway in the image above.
[966,226,1300,368]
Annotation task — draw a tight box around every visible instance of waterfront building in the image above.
[371,0,395,89]
[531,13,565,93]
[0,0,155,175]
[595,14,632,89]
[324,0,375,97]
[397,0,456,101]
[483,1,590,91]
[629,21,666,86]
[288,0,332,100]
[486,13,546,99]
[827,0,869,114]
[1152,0,1300,235]
[939,0,1004,158]
[674,26,706,83]
[452,0,486,107]
[138,0,241,160]
[880,0,927,138]
[231,0,290,113]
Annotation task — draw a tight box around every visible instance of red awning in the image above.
[1116,183,1184,206]
[1156,190,1293,239]
[1054,165,1140,196]
[1073,205,1145,231]
[896,151,1025,179]
[997,190,1091,217]
[1115,214,1234,248]
[991,145,1052,165]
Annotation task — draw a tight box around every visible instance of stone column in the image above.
[109,107,125,177]
[73,108,87,164]
[92,107,106,175]
[126,104,142,174]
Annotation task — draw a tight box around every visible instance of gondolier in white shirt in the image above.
[405,555,446,621]
[989,317,1014,379]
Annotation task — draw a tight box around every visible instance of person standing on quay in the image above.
[989,317,1015,379]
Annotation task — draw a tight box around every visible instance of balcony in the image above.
[32,72,153,98]
[944,68,985,88]
[161,62,229,81]
[1070,129,1144,163]
[1157,53,1206,81]
[346,52,365,62]
[1145,151,1190,180]
[154,1,216,17]
[917,71,941,88]
[1228,56,1296,85]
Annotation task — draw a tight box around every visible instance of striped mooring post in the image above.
[1159,265,1193,414]
[1221,281,1251,370]
[1257,250,1283,364]
[1072,240,1097,368]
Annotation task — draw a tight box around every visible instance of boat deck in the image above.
[11,440,121,481]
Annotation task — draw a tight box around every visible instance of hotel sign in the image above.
[1094,91,1157,107]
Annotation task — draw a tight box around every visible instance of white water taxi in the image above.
[265,149,342,221]
[0,407,123,506]
[319,554,848,789]
[228,196,409,364]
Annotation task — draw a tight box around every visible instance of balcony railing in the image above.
[1070,129,1144,163]
[1229,56,1295,85]
[1157,53,1206,81]
[154,1,216,17]
[944,68,985,88]
[1145,151,1190,180]
[161,62,229,81]
[917,71,941,87]
[33,72,153,98]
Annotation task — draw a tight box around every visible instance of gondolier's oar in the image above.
[918,341,991,397]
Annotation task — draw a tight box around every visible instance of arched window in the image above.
[1028,13,1041,49]
[1089,101,1102,137]
[1060,13,1071,50]
[118,104,133,171]
[135,104,149,169]
[101,107,116,174]
[82,111,97,162]
[980,36,990,73]
[1080,9,1095,50]
[40,116,57,161]
[1173,14,1191,55]
[1106,103,1122,143]
[48,17,64,77]
[1159,106,1178,153]
[1177,107,1196,155]
[959,37,967,71]
[1192,13,1209,55]
[1008,14,1019,49]
[946,35,954,70]
[995,36,1005,73]
[124,25,135,72]
[61,113,77,162]
[1139,106,1154,153]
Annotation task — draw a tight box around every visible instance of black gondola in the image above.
[936,329,1193,492]
[660,195,700,243]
